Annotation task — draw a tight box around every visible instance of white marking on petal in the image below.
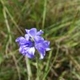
[40,54,44,59]
[25,34,29,41]
[46,48,51,51]
[29,47,35,55]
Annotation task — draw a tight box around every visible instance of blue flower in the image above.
[16,28,50,59]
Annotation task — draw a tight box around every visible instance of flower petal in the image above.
[25,47,35,58]
[35,39,50,59]
[19,46,35,58]
[19,45,26,55]
[37,47,45,59]
[37,30,43,36]
[35,42,46,59]
[25,34,30,41]
[15,37,27,45]
[42,41,50,51]
[25,29,30,33]
[26,28,37,37]
[34,36,44,42]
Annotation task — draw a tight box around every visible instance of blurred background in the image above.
[0,0,80,80]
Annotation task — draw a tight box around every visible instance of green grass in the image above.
[0,0,80,80]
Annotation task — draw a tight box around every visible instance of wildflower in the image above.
[16,28,50,59]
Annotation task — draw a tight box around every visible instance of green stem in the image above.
[25,57,32,80]
[36,57,40,80]
[42,0,47,29]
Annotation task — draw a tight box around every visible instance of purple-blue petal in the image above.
[25,34,30,41]
[25,28,37,37]
[25,47,35,58]
[34,36,44,42]
[25,28,43,40]
[19,46,35,58]
[35,39,50,51]
[25,29,30,33]
[35,39,50,59]
[15,37,27,45]
[42,41,50,51]
[37,30,43,36]
[38,47,46,59]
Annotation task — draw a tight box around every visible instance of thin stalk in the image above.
[43,49,53,80]
[42,0,47,29]
[25,57,32,80]
[36,57,40,80]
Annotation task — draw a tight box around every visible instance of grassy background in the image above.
[0,0,80,80]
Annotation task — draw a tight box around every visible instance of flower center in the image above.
[27,37,35,47]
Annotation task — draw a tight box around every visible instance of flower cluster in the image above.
[16,28,50,59]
